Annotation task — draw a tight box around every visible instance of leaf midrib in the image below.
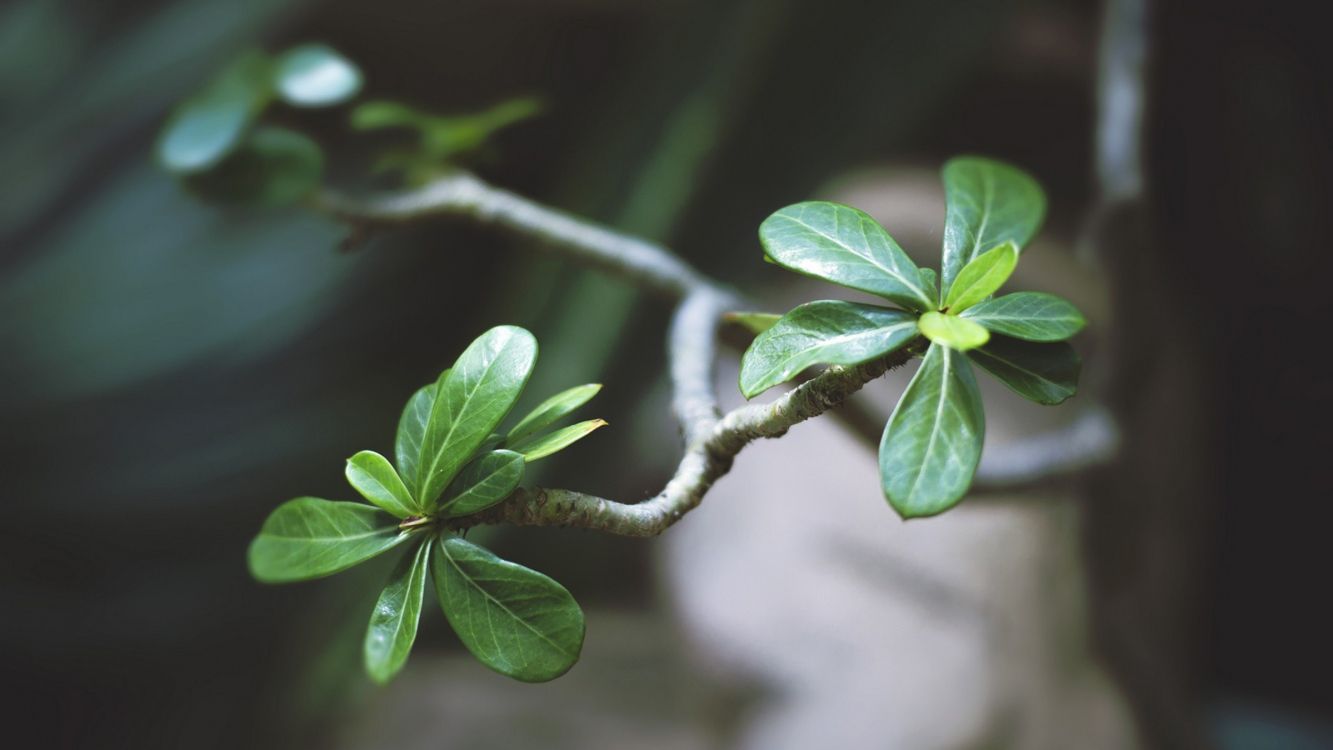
[968,311,1081,323]
[754,320,916,383]
[418,344,511,497]
[360,465,416,514]
[904,347,952,504]
[779,214,931,304]
[265,527,401,543]
[441,541,573,657]
[973,349,1061,385]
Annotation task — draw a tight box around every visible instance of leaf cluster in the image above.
[156,46,539,206]
[156,45,361,206]
[247,326,604,683]
[738,157,1086,518]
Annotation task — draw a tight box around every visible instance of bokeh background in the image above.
[3,0,1331,747]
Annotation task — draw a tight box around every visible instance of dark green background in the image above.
[2,0,1329,746]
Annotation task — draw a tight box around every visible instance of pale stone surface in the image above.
[337,610,718,750]
[660,168,1136,749]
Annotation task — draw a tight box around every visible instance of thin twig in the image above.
[313,172,726,302]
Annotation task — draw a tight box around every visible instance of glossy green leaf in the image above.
[507,383,601,445]
[960,292,1086,342]
[940,157,1045,298]
[738,300,918,398]
[439,450,525,518]
[880,344,985,518]
[509,419,607,462]
[274,44,362,107]
[917,311,990,351]
[968,336,1081,405]
[395,378,442,500]
[432,535,585,682]
[943,241,1018,313]
[364,540,430,684]
[918,268,940,307]
[345,450,417,519]
[417,327,537,508]
[157,52,273,173]
[183,126,323,207]
[248,498,411,583]
[724,311,782,335]
[759,202,933,312]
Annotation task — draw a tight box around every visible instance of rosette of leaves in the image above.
[738,157,1087,519]
[156,44,362,206]
[247,326,606,683]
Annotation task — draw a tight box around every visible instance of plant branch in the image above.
[313,172,731,303]
[451,348,914,536]
[314,171,1107,535]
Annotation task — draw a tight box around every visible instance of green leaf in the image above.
[968,336,1081,405]
[940,157,1045,298]
[350,100,431,130]
[364,539,430,684]
[879,344,985,518]
[352,97,542,165]
[439,450,525,518]
[345,450,418,519]
[917,311,990,351]
[274,44,362,107]
[759,202,933,312]
[423,98,542,158]
[509,419,608,462]
[183,126,323,207]
[507,384,602,445]
[395,378,443,500]
[738,301,918,398]
[724,311,782,335]
[157,52,273,173]
[417,327,537,509]
[918,268,940,307]
[247,498,411,583]
[432,535,585,682]
[960,292,1086,342]
[943,241,1018,313]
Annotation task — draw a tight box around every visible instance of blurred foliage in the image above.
[156,42,359,204]
[353,97,542,183]
[183,125,325,206]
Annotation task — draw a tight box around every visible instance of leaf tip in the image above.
[737,378,763,401]
[887,494,965,521]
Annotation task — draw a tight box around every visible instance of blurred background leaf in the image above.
[274,42,362,107]
[183,125,324,206]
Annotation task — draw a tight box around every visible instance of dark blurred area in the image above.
[2,0,1330,747]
